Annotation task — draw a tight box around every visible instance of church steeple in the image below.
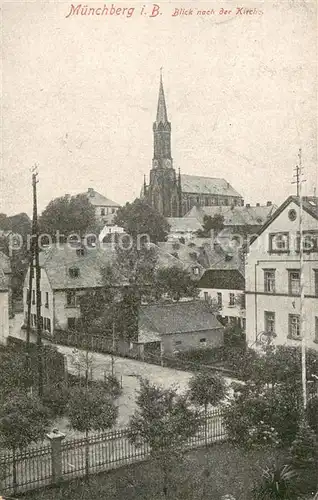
[156,69,168,124]
[153,70,172,168]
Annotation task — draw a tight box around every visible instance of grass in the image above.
[22,443,288,500]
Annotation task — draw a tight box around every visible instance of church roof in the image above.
[156,73,168,124]
[83,188,120,208]
[181,175,242,198]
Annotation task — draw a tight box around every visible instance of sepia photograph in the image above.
[0,0,317,498]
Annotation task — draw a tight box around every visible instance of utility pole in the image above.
[111,319,115,377]
[292,164,300,197]
[297,149,307,409]
[32,168,44,398]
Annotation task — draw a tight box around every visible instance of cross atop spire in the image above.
[156,69,168,124]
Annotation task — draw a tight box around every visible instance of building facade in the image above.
[245,196,318,351]
[142,75,244,217]
[137,300,224,355]
[198,269,246,329]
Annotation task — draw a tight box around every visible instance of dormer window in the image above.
[69,267,80,278]
[76,248,85,257]
[193,266,200,275]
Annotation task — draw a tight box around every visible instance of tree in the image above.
[188,370,227,491]
[39,194,97,240]
[154,266,199,302]
[197,214,225,238]
[66,385,118,478]
[0,392,51,491]
[114,198,170,243]
[222,345,318,449]
[128,378,200,499]
[289,421,318,494]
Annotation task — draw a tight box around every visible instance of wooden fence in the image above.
[0,410,226,495]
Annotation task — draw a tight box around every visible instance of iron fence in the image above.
[0,409,226,495]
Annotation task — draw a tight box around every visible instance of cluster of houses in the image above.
[1,184,316,358]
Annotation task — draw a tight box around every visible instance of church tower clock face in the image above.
[164,159,171,168]
[153,159,159,168]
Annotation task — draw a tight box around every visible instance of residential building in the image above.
[0,266,9,344]
[198,269,246,329]
[166,217,203,242]
[141,74,243,217]
[0,250,12,322]
[136,300,224,356]
[157,241,205,279]
[83,188,121,225]
[185,202,277,238]
[22,241,202,335]
[245,195,318,351]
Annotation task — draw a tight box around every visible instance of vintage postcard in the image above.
[0,0,317,499]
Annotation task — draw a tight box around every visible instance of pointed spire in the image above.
[143,174,147,195]
[156,68,168,124]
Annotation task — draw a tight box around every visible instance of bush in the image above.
[289,421,318,494]
[306,395,318,435]
[252,463,299,499]
[42,384,70,418]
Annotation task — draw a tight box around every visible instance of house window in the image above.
[289,314,300,338]
[288,270,300,295]
[69,267,80,278]
[264,311,275,334]
[193,267,200,275]
[269,233,289,253]
[44,292,49,309]
[199,338,207,346]
[31,314,37,327]
[242,318,246,331]
[296,232,318,253]
[66,290,76,307]
[111,208,116,214]
[43,317,51,333]
[175,340,182,346]
[68,318,76,330]
[101,208,105,216]
[264,270,276,293]
[204,291,209,301]
[32,290,35,305]
[229,293,235,306]
[217,292,222,308]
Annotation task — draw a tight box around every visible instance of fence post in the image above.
[47,429,66,484]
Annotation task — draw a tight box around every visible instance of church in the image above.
[142,74,244,217]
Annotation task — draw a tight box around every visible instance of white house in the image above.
[0,251,11,344]
[198,268,246,330]
[83,188,121,225]
[166,217,203,242]
[245,195,318,351]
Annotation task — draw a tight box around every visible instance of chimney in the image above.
[246,203,250,208]
[267,201,272,206]
[256,203,260,207]
[88,188,95,197]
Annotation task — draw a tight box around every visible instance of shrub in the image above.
[289,421,318,494]
[42,384,70,418]
[306,395,318,435]
[252,463,299,499]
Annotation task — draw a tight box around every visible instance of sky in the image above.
[1,0,317,216]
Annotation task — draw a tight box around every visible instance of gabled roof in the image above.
[185,204,277,226]
[83,189,120,208]
[198,269,245,290]
[166,217,203,233]
[35,242,196,291]
[181,175,242,198]
[249,196,318,245]
[139,300,222,336]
